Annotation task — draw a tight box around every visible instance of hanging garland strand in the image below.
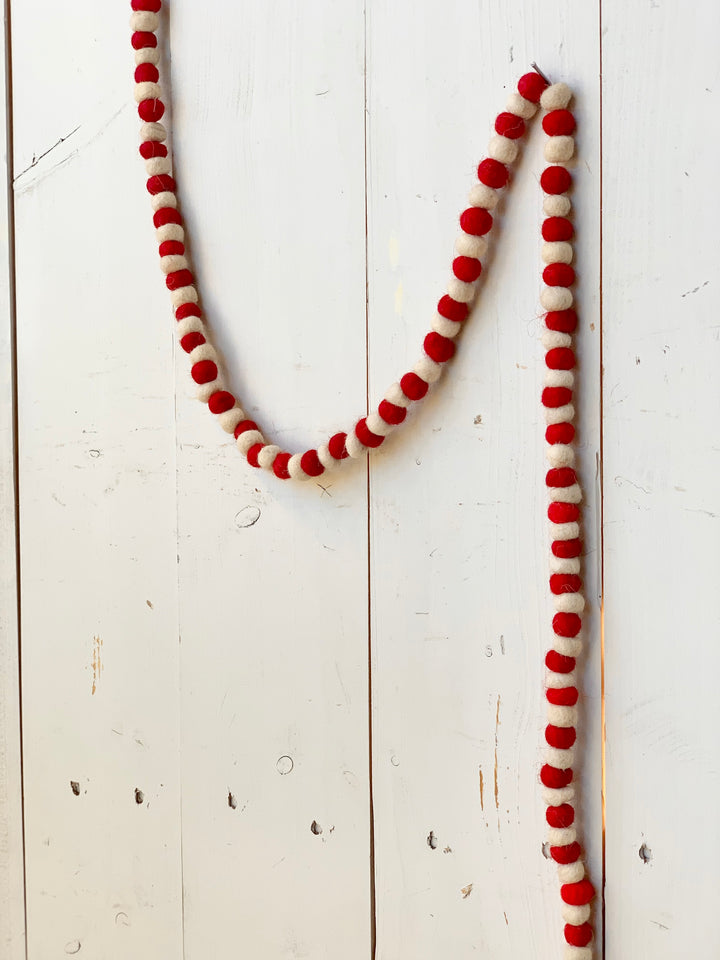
[129,2,595,956]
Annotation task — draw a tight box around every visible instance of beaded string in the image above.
[129,1,596,955]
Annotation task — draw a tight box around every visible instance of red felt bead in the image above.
[131,31,158,50]
[159,240,184,257]
[549,568,582,591]
[328,432,349,460]
[147,174,176,195]
[551,841,582,864]
[545,309,577,332]
[542,217,574,242]
[300,450,325,477]
[246,443,263,468]
[540,166,572,195]
[546,423,575,445]
[547,804,575,828]
[546,347,576,370]
[553,613,582,638]
[542,109,576,136]
[565,923,593,948]
[544,263,576,287]
[355,418,385,448]
[134,63,159,84]
[166,269,194,291]
[175,303,201,320]
[208,391,235,414]
[518,72,548,103]
[546,725,577,749]
[424,332,455,364]
[553,539,583,559]
[437,295,468,322]
[547,686,579,707]
[138,99,165,122]
[191,360,217,385]
[561,879,595,906]
[452,256,482,282]
[460,207,493,236]
[378,400,406,425]
[540,764,573,789]
[477,158,509,189]
[139,140,167,159]
[272,452,291,479]
[233,420,258,438]
[401,372,429,401]
[179,332,205,353]
[495,111,526,139]
[545,650,576,674]
[132,0,161,10]
[542,387,573,408]
[153,207,182,228]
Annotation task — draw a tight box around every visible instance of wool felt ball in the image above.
[546,422,576,445]
[541,765,574,789]
[272,452,292,479]
[552,841,582,864]
[132,0,161,9]
[544,263,576,287]
[138,98,165,122]
[300,449,324,477]
[401,372,429,401]
[131,31,158,50]
[180,331,205,353]
[495,111,526,139]
[452,256,482,282]
[140,140,167,158]
[437,294,468,322]
[518,71,548,102]
[328,432,349,460]
[208,390,235,414]
[379,400,407,425]
[542,109,577,136]
[553,612,582,637]
[355,418,385,448]
[424,332,455,364]
[540,166,572,194]
[545,650,576,673]
[460,207,493,236]
[477,158,509,188]
[543,387,573,408]
[545,309,578,333]
[191,360,217,385]
[561,880,595,906]
[553,539,583,559]
[547,686,579,707]
[547,804,575,828]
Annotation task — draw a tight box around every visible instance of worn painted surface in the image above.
[0,0,717,958]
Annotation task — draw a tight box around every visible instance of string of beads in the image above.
[129,1,595,955]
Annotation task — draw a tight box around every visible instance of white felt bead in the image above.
[545,746,575,770]
[543,241,573,265]
[550,556,582,575]
[545,403,575,425]
[197,382,225,404]
[432,314,462,339]
[170,286,198,308]
[188,343,216,365]
[345,430,366,459]
[554,593,586,615]
[454,233,487,259]
[552,636,583,658]
[488,135,519,164]
[415,356,443,384]
[541,330,573,350]
[156,225,183,244]
[257,444,281,470]
[543,786,575,806]
[545,370,574,390]
[564,947,592,960]
[547,826,577,846]
[506,91,537,119]
[446,277,476,303]
[562,903,592,925]
[544,194,572,216]
[546,670,578,689]
[176,315,204,338]
[134,81,161,103]
[558,860,585,885]
[130,10,159,31]
[385,382,411,409]
[150,191,177,212]
[160,254,188,274]
[316,444,336,471]
[135,48,160,66]
[541,286,574,311]
[236,430,264,456]
[546,444,574,468]
[365,412,394,437]
[548,482,582,504]
[217,407,245,434]
[547,705,578,727]
[140,120,166,142]
[288,453,312,481]
[145,156,171,177]
[549,521,580,541]
[545,136,575,163]
[468,182,498,210]
[541,82,573,110]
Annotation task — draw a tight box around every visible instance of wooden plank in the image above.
[602,1,720,955]
[0,1,25,955]
[366,3,602,956]
[167,3,373,957]
[12,3,183,956]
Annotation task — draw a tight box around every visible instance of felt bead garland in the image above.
[129,3,595,955]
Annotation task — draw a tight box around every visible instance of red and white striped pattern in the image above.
[130,2,595,954]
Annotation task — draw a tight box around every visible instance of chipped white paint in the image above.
[2,1,717,959]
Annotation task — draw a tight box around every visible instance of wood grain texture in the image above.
[602,1,720,955]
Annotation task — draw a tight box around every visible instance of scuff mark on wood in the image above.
[493,695,501,818]
[478,767,484,811]
[91,634,103,695]
[460,883,473,899]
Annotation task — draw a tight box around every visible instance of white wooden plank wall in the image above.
[1,1,717,959]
